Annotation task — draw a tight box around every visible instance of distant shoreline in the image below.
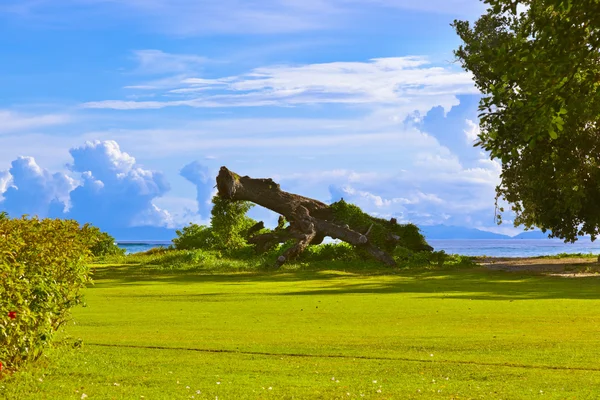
[116,241,171,245]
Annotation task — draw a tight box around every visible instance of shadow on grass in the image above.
[88,263,600,301]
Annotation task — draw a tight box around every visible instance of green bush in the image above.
[0,217,93,374]
[172,223,215,250]
[393,248,477,269]
[143,249,211,269]
[142,246,170,256]
[429,250,448,267]
[301,242,358,262]
[210,196,256,250]
[393,246,414,262]
[172,197,256,253]
[329,199,433,253]
[84,226,125,257]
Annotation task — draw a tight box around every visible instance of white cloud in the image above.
[131,49,208,75]
[322,163,500,227]
[464,119,480,143]
[78,122,444,162]
[0,140,173,228]
[0,140,173,227]
[0,110,70,134]
[65,140,172,229]
[0,171,12,201]
[179,161,213,219]
[83,56,477,110]
[152,195,208,226]
[0,156,76,218]
[327,183,452,224]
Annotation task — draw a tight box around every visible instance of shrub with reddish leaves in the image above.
[0,217,94,374]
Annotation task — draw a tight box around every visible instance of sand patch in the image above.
[476,256,600,277]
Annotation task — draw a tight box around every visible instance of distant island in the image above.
[419,225,579,240]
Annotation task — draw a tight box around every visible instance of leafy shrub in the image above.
[84,226,125,257]
[172,223,215,250]
[172,197,256,252]
[142,246,170,256]
[429,250,448,267]
[146,249,210,269]
[443,254,477,268]
[394,248,477,269]
[210,196,256,250]
[329,199,433,253]
[404,251,433,267]
[301,242,358,262]
[0,217,93,374]
[393,246,414,262]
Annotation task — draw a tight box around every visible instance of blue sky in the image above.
[0,0,521,235]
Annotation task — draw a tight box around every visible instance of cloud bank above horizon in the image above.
[0,104,506,234]
[0,0,519,236]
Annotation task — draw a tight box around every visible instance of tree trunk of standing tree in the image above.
[216,166,398,267]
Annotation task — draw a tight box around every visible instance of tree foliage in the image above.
[85,226,125,257]
[210,196,256,250]
[452,0,600,241]
[172,223,215,250]
[172,196,256,252]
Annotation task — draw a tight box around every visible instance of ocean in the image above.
[117,239,600,258]
[117,241,172,254]
[428,239,600,257]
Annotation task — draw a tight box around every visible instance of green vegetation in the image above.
[536,252,599,259]
[173,197,435,267]
[452,1,600,241]
[99,242,470,273]
[2,256,600,399]
[173,196,257,252]
[330,199,433,253]
[172,223,215,251]
[85,226,125,257]
[210,197,257,250]
[0,217,93,372]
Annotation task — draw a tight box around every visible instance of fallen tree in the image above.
[216,167,433,267]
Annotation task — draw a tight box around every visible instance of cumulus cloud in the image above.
[0,156,75,218]
[0,171,10,199]
[0,139,173,230]
[83,56,477,110]
[464,119,480,144]
[179,161,214,218]
[65,140,172,229]
[272,105,504,232]
[327,183,448,223]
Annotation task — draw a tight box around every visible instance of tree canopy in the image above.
[452,0,600,241]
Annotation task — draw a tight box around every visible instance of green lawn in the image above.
[2,263,600,399]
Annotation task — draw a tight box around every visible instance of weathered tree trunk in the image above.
[216,166,397,266]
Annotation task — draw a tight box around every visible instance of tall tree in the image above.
[452,0,600,241]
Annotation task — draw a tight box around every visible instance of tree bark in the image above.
[216,166,397,267]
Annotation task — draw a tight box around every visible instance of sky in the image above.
[0,0,522,236]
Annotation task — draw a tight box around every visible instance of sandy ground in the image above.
[476,256,600,277]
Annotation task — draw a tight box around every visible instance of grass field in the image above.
[2,261,600,399]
